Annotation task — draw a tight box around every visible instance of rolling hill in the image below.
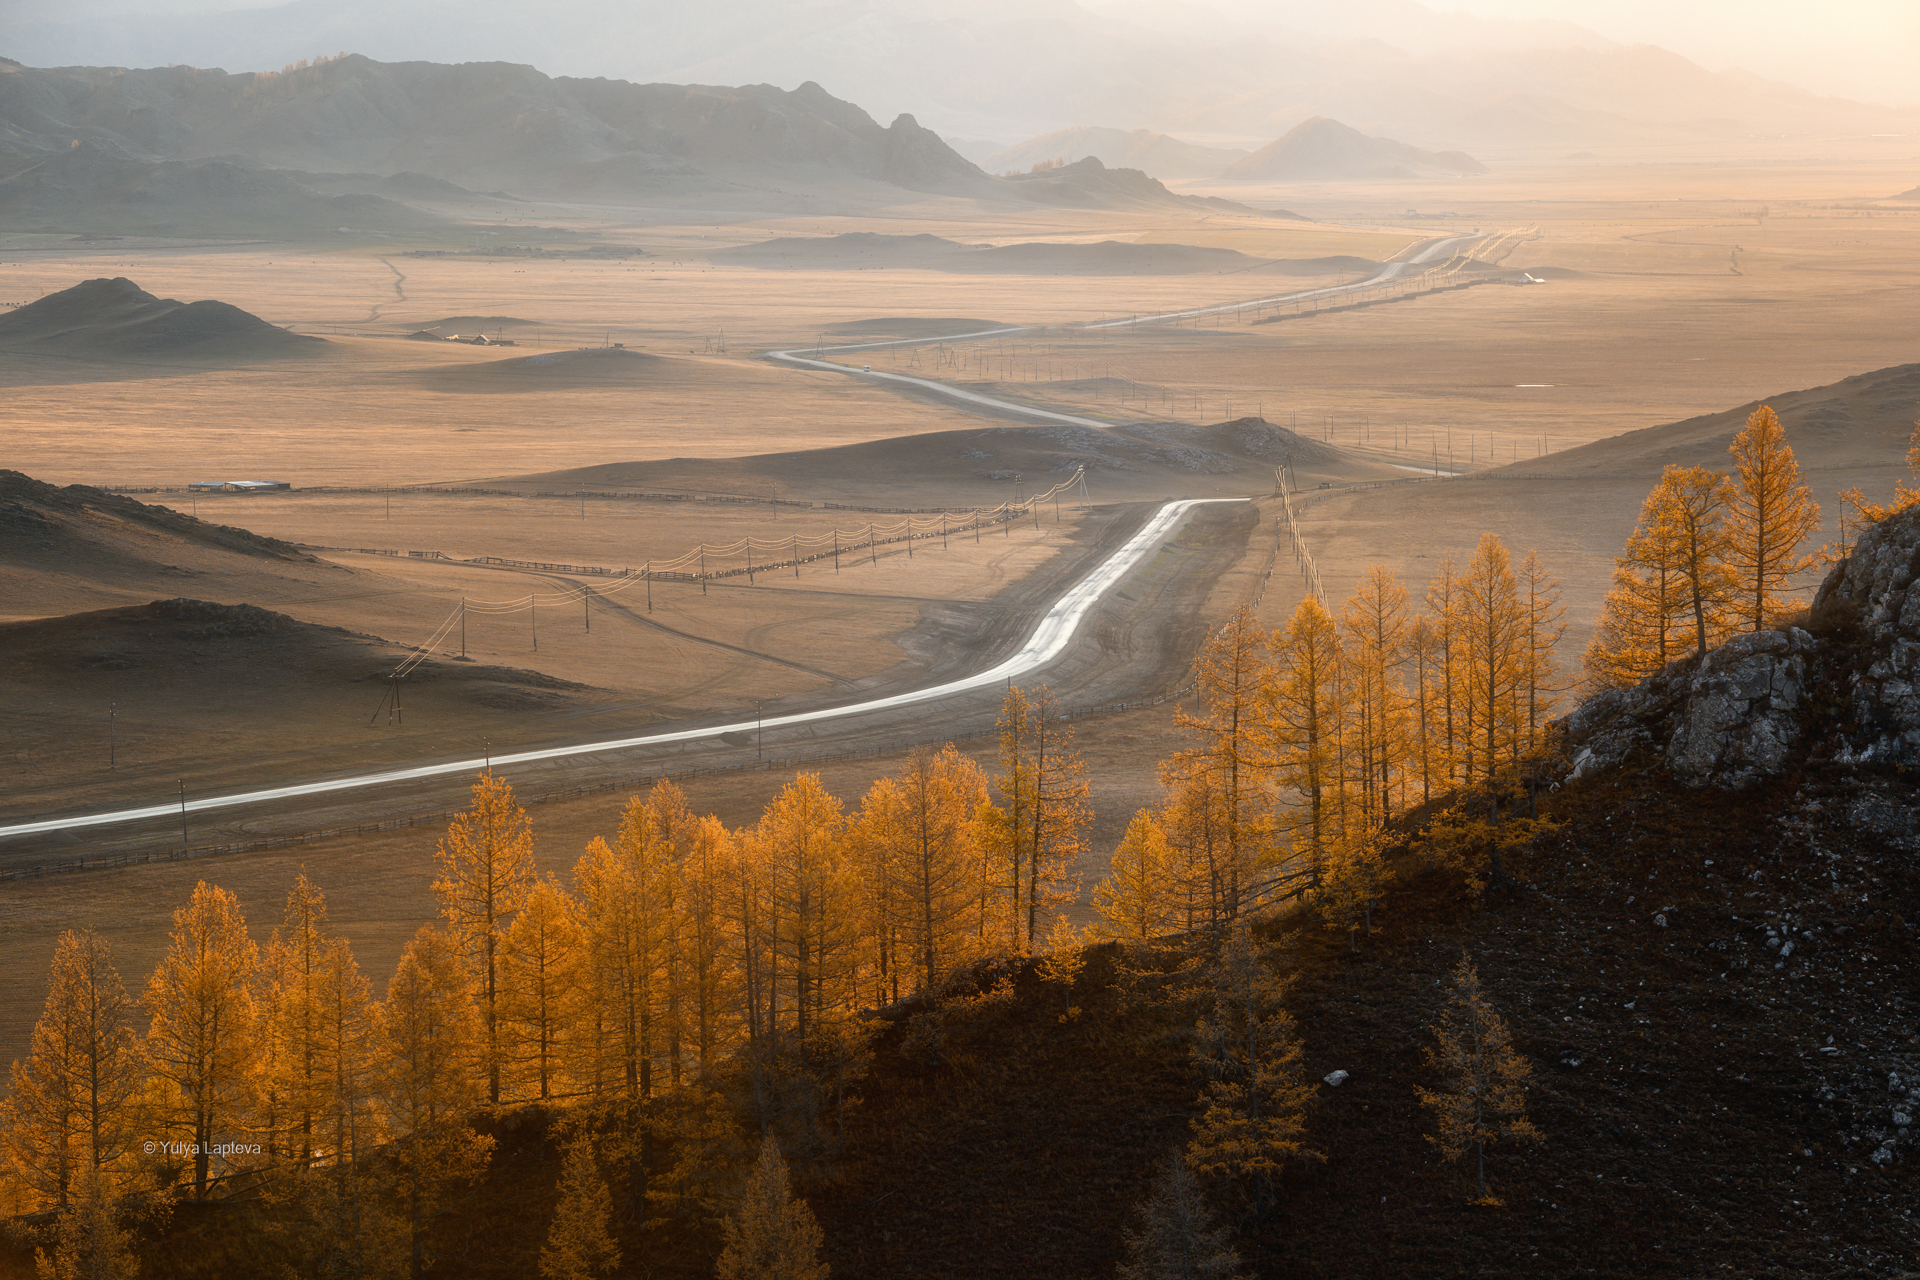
[1224,117,1486,182]
[980,126,1248,180]
[0,276,326,361]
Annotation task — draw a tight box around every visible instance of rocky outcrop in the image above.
[1565,628,1814,788]
[1563,507,1920,789]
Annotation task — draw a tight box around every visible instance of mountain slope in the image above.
[1225,116,1485,181]
[0,56,997,204]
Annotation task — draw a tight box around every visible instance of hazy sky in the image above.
[1439,0,1920,106]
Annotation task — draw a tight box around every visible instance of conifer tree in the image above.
[678,816,737,1077]
[433,772,537,1105]
[1584,480,1693,687]
[1316,835,1386,949]
[539,1136,620,1280]
[1263,596,1343,881]
[500,877,585,1101]
[1424,555,1464,784]
[1175,606,1277,929]
[714,1133,829,1280]
[1455,534,1526,780]
[1653,465,1739,657]
[1,931,143,1210]
[1340,567,1411,826]
[259,872,333,1169]
[31,1163,140,1280]
[862,746,989,993]
[1093,809,1175,944]
[312,936,382,1171]
[1115,1153,1247,1280]
[994,685,1092,949]
[1404,615,1446,806]
[1415,954,1541,1202]
[143,881,258,1199]
[381,925,492,1280]
[1726,404,1821,631]
[1186,924,1318,1217]
[756,774,860,1046]
[1156,770,1230,936]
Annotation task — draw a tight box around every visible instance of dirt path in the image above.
[363,257,406,324]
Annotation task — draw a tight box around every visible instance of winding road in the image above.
[0,497,1242,841]
[764,233,1487,426]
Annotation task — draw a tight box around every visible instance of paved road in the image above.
[0,497,1244,841]
[764,234,1485,423]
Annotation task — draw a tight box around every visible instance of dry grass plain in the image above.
[5,157,1919,1067]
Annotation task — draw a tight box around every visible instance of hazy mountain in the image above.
[0,56,1269,228]
[3,0,1916,153]
[981,127,1246,180]
[1222,117,1484,181]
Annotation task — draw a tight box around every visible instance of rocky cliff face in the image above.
[1563,507,1920,789]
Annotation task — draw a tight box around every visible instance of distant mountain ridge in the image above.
[1224,117,1485,181]
[0,56,1266,226]
[3,0,1913,154]
[981,127,1247,180]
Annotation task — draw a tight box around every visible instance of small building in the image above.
[188,480,292,493]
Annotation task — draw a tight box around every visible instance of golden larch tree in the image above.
[499,876,584,1101]
[1,930,143,1209]
[1175,605,1278,929]
[433,772,536,1105]
[1455,534,1527,779]
[1726,404,1821,630]
[992,685,1092,949]
[1415,954,1542,1202]
[258,871,332,1169]
[863,745,990,993]
[1584,479,1695,687]
[1262,595,1343,884]
[380,925,492,1280]
[30,1163,140,1280]
[1115,1153,1247,1280]
[677,815,737,1077]
[714,1133,829,1280]
[1186,924,1319,1218]
[143,881,259,1199]
[1340,566,1412,827]
[1092,808,1175,944]
[539,1136,620,1280]
[1656,465,1740,658]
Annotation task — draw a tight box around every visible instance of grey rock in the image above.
[1323,1069,1349,1087]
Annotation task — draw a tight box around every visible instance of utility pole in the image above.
[179,780,188,851]
[646,561,652,612]
[756,700,763,760]
[869,524,876,566]
[108,701,115,769]
[460,598,467,657]
[700,546,706,595]
[531,595,537,650]
[584,589,589,631]
[386,487,390,520]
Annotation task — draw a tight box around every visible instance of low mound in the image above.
[1893,186,1920,201]
[0,277,325,361]
[1247,255,1381,277]
[415,315,544,330]
[408,346,676,392]
[1225,117,1486,181]
[1001,157,1308,218]
[492,417,1399,506]
[714,232,1266,275]
[1499,361,1920,478]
